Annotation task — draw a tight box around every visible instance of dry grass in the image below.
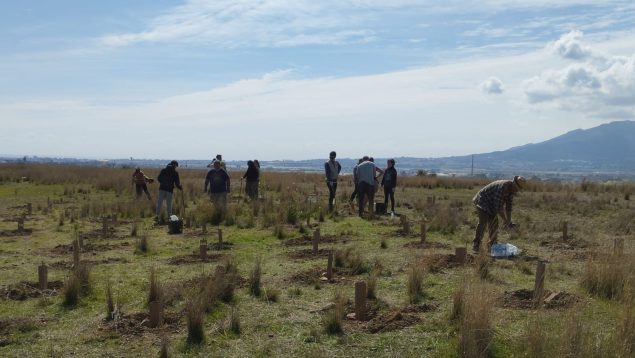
[105,281,114,321]
[62,273,80,307]
[249,258,262,297]
[407,264,425,304]
[458,281,493,358]
[185,297,205,345]
[323,291,345,335]
[148,268,163,304]
[580,254,633,300]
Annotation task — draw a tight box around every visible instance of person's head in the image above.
[369,157,374,163]
[213,161,221,169]
[216,154,222,160]
[387,159,395,168]
[362,155,369,162]
[329,151,336,160]
[135,167,141,172]
[247,160,254,167]
[512,175,526,193]
[357,158,363,164]
[169,160,179,168]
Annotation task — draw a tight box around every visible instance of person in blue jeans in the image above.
[155,160,183,221]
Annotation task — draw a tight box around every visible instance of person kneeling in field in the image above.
[472,175,526,252]
[205,160,231,212]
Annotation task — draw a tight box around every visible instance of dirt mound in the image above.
[0,229,32,237]
[282,234,348,246]
[420,253,473,272]
[50,257,129,270]
[403,241,451,250]
[48,242,130,255]
[167,253,223,265]
[499,289,579,310]
[288,248,332,259]
[365,309,420,334]
[209,242,233,250]
[0,281,64,300]
[100,311,181,337]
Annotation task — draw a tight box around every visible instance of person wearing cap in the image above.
[205,160,231,211]
[207,154,226,170]
[132,167,153,201]
[324,151,342,212]
[472,175,527,252]
[155,160,183,220]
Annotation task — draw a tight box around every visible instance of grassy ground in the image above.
[0,164,633,357]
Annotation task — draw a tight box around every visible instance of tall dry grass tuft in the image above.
[62,273,80,307]
[474,252,490,281]
[185,297,205,345]
[522,313,552,358]
[75,264,91,295]
[228,306,241,335]
[618,295,635,356]
[105,280,115,321]
[249,258,262,297]
[407,264,425,304]
[580,254,633,300]
[159,338,169,358]
[458,281,493,358]
[148,268,163,304]
[559,313,589,357]
[323,291,345,335]
[366,270,378,299]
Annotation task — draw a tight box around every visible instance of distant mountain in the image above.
[467,120,635,175]
[4,121,635,180]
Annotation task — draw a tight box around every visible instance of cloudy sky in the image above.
[2,0,635,160]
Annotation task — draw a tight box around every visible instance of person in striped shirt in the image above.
[472,176,526,252]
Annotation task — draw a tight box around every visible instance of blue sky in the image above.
[2,1,635,160]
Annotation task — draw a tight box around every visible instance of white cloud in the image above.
[524,31,635,118]
[550,30,594,60]
[480,77,504,94]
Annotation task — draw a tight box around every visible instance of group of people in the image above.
[324,151,398,217]
[135,153,527,254]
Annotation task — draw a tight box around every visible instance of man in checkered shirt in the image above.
[472,176,526,252]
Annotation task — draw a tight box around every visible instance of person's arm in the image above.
[375,166,384,175]
[204,172,210,192]
[175,172,182,190]
[393,169,397,188]
[324,162,330,180]
[381,171,386,186]
[337,162,341,174]
[225,171,231,192]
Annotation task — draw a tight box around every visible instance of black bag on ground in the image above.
[375,202,386,214]
[168,215,183,234]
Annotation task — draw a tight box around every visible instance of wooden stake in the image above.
[312,228,320,256]
[73,239,80,267]
[38,263,48,290]
[326,251,334,280]
[27,203,32,215]
[401,215,410,235]
[202,223,207,234]
[561,221,568,241]
[455,247,467,265]
[199,239,207,260]
[218,228,223,244]
[185,216,191,229]
[533,261,546,304]
[614,238,624,256]
[420,222,426,243]
[149,301,163,328]
[355,281,367,321]
[17,218,24,232]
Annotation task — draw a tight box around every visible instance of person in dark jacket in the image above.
[205,160,231,211]
[132,167,153,201]
[381,159,398,214]
[156,160,183,219]
[242,160,260,200]
[324,151,342,211]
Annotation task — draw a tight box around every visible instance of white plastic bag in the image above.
[490,243,519,257]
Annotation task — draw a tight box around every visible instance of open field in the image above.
[0,164,634,357]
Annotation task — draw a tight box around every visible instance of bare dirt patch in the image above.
[287,266,368,285]
[99,311,181,337]
[420,253,474,272]
[166,253,223,265]
[539,237,593,250]
[47,242,131,256]
[403,241,451,249]
[0,281,64,301]
[50,257,130,270]
[499,289,579,310]
[287,248,332,259]
[342,300,432,334]
[282,234,349,247]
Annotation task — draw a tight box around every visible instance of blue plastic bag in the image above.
[490,243,519,257]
